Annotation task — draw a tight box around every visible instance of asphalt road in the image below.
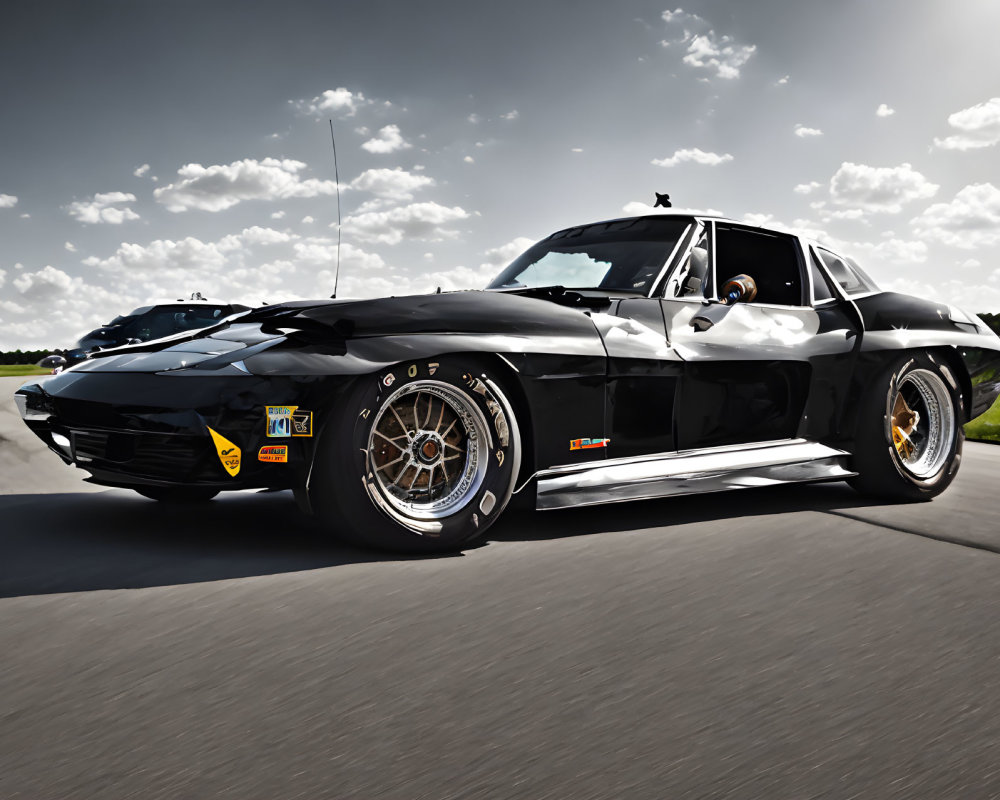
[2,375,1000,799]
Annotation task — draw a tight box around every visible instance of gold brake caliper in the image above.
[890,391,919,460]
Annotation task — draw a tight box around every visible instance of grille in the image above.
[69,428,215,481]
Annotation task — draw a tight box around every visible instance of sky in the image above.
[1,0,999,349]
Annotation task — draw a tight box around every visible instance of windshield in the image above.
[487,217,691,294]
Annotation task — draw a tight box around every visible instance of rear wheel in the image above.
[310,358,521,552]
[848,352,963,500]
[134,486,220,503]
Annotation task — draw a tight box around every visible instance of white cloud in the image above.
[776,75,789,85]
[933,97,1000,151]
[847,238,928,265]
[794,181,822,195]
[0,193,17,208]
[293,239,385,271]
[133,163,151,177]
[651,147,733,167]
[876,104,895,118]
[349,167,434,200]
[682,32,756,79]
[64,242,77,252]
[12,264,75,300]
[154,158,338,213]
[794,124,823,138]
[270,210,286,220]
[911,183,1000,248]
[571,147,584,153]
[482,237,535,266]
[342,201,470,245]
[294,87,371,117]
[501,110,519,120]
[240,226,295,246]
[467,113,480,124]
[361,124,411,154]
[66,191,140,224]
[463,156,475,163]
[301,215,315,224]
[829,162,938,213]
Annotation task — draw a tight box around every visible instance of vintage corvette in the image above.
[15,212,1000,551]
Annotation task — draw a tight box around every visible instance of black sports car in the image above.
[15,213,1000,551]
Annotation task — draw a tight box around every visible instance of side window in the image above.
[715,226,804,306]
[809,251,836,302]
[816,249,879,295]
[665,232,709,299]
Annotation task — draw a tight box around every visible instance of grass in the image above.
[966,393,1000,443]
[0,364,51,377]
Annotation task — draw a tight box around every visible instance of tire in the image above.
[848,352,964,501]
[310,357,522,552]
[134,486,220,503]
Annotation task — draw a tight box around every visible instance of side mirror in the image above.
[691,302,733,331]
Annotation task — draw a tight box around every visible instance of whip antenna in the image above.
[328,119,342,298]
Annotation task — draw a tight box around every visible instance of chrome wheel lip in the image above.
[888,368,955,480]
[367,380,490,521]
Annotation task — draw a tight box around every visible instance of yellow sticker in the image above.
[266,405,298,437]
[208,427,241,477]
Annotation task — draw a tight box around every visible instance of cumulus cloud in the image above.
[623,200,725,217]
[911,183,1000,248]
[154,158,338,213]
[0,193,17,208]
[876,104,895,117]
[270,210,285,220]
[847,238,928,265]
[342,201,469,245]
[794,181,822,195]
[500,110,519,120]
[776,75,789,85]
[660,9,755,79]
[932,97,1000,151]
[829,162,938,214]
[293,239,386,272]
[361,124,411,154]
[794,124,823,137]
[66,191,140,224]
[293,87,372,117]
[651,147,733,167]
[133,163,151,177]
[482,237,536,266]
[349,167,434,200]
[64,242,77,252]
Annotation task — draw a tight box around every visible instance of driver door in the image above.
[660,221,860,450]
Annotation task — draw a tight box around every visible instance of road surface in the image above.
[2,376,1000,799]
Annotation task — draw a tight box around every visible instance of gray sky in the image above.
[2,0,999,349]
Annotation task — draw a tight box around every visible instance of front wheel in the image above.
[310,358,522,552]
[848,352,964,501]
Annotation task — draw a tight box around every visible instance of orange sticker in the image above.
[258,445,288,463]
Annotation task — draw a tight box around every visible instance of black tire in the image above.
[310,357,522,552]
[848,351,964,501]
[134,486,220,503]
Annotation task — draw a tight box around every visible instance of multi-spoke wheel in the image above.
[310,358,521,552]
[849,352,964,500]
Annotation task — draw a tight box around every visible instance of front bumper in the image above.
[15,370,327,491]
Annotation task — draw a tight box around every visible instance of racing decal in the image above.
[383,373,395,388]
[463,374,510,446]
[428,362,439,376]
[208,427,241,477]
[291,409,313,437]
[359,408,371,419]
[407,364,417,378]
[570,437,610,451]
[495,449,504,467]
[258,444,288,463]
[266,405,298,437]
